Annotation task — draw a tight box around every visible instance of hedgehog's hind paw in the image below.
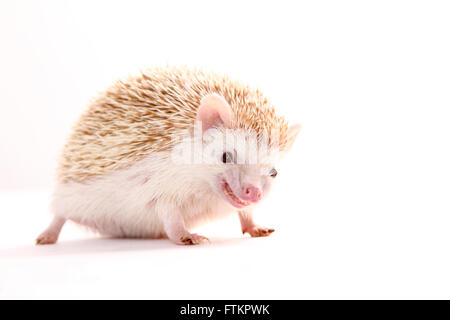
[35,216,66,245]
[35,231,59,245]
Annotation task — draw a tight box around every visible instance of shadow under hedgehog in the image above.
[37,67,301,245]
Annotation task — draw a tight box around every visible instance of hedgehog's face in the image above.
[217,161,277,209]
[195,94,300,209]
[200,127,281,208]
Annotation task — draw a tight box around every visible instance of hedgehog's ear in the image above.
[196,94,233,133]
[283,123,301,154]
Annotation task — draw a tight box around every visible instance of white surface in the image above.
[1,181,450,299]
[1,0,450,299]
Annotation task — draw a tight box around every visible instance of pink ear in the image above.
[196,94,233,133]
[284,123,301,152]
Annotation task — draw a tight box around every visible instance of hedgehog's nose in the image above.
[242,185,262,202]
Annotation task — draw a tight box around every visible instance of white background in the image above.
[1,0,450,299]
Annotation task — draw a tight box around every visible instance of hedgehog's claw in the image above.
[179,234,209,245]
[244,226,275,238]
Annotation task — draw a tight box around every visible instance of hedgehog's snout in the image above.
[241,185,262,203]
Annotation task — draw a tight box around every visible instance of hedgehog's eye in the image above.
[269,168,278,178]
[222,152,233,164]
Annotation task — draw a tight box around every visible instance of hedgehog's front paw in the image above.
[244,226,275,238]
[178,233,209,245]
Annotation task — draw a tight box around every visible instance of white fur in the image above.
[50,126,282,240]
[51,149,240,238]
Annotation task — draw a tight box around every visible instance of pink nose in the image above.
[243,186,262,202]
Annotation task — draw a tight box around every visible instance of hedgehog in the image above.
[36,67,301,245]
